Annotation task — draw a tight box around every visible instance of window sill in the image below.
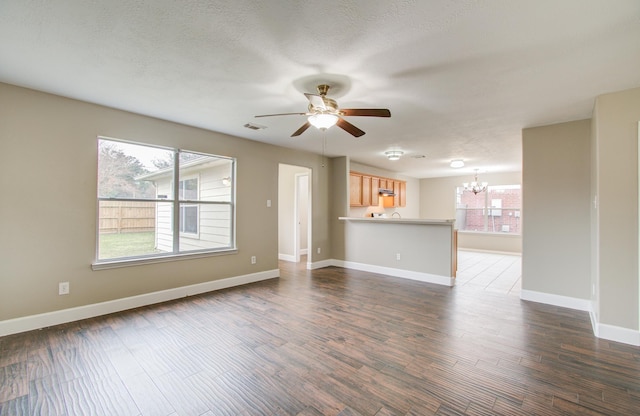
[92,248,238,270]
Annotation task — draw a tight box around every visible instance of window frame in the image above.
[93,137,237,270]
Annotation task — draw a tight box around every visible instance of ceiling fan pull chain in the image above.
[321,133,327,168]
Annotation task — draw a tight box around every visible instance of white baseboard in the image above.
[0,269,279,337]
[278,253,296,262]
[520,289,591,311]
[522,290,640,346]
[278,251,308,262]
[595,322,640,346]
[333,260,455,287]
[589,310,640,346]
[308,259,334,270]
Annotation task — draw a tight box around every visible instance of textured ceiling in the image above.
[1,1,639,178]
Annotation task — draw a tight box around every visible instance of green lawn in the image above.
[99,231,162,259]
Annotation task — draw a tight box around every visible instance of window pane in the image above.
[486,185,521,234]
[98,139,174,200]
[180,205,198,234]
[98,201,172,259]
[179,178,198,200]
[456,187,486,231]
[179,203,232,252]
[179,152,233,202]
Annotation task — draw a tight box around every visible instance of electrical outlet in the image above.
[266,199,271,208]
[59,282,69,295]
[251,256,257,264]
[317,247,321,254]
[396,253,401,261]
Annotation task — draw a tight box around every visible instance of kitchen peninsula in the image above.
[338,217,457,287]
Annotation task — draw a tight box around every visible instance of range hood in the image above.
[379,188,395,197]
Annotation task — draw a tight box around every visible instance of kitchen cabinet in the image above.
[370,177,380,205]
[349,173,364,206]
[362,175,372,207]
[350,171,406,207]
[394,180,406,207]
[383,180,407,208]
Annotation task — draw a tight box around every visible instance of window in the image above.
[455,185,521,234]
[95,137,236,265]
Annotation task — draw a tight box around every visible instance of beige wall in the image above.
[0,83,332,321]
[419,171,522,253]
[522,119,592,299]
[593,87,640,331]
[329,157,349,261]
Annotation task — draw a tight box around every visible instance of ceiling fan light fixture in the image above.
[308,113,339,130]
[385,150,404,161]
[450,159,464,168]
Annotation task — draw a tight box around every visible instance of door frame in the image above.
[294,172,311,263]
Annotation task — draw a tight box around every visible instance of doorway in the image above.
[278,164,312,264]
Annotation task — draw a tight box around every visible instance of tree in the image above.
[98,141,155,198]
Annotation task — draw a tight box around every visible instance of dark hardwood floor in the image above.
[1,259,639,415]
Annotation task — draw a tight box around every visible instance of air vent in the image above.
[244,123,267,130]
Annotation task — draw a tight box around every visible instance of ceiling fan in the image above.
[255,84,391,137]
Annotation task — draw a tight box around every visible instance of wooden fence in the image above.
[99,201,156,234]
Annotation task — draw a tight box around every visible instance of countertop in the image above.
[338,217,455,225]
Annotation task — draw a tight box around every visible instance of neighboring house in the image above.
[137,156,234,253]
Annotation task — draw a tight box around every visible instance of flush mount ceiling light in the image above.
[463,169,488,195]
[307,113,339,130]
[385,150,404,161]
[450,159,465,168]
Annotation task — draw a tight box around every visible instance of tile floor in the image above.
[455,250,522,296]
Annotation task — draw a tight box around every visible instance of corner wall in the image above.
[593,87,640,337]
[521,119,591,302]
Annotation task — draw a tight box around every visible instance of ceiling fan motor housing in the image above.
[309,97,338,113]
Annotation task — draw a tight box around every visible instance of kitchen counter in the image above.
[339,217,454,225]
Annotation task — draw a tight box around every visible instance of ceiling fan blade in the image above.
[255,112,307,118]
[304,93,327,111]
[337,118,365,137]
[291,122,311,137]
[340,108,391,117]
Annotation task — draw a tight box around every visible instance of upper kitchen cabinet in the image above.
[349,172,364,206]
[350,171,406,208]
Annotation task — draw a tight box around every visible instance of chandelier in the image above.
[463,169,488,195]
